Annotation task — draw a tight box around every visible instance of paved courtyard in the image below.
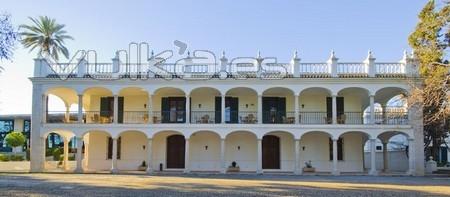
[0,173,449,196]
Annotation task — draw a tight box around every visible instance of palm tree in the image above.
[19,16,73,60]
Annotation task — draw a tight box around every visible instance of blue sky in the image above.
[0,0,428,114]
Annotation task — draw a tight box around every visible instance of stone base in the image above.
[227,167,240,172]
[303,167,315,173]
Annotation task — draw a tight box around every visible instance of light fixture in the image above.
[237,146,240,150]
[144,104,147,108]
[245,104,248,108]
[143,145,146,150]
[198,104,202,108]
[301,104,305,108]
[205,145,208,150]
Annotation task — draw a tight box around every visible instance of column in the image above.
[294,139,301,175]
[113,95,118,124]
[111,138,118,173]
[257,95,262,124]
[407,138,415,175]
[74,137,83,173]
[382,141,388,172]
[77,94,83,123]
[63,138,69,170]
[332,95,337,124]
[257,138,262,174]
[220,138,226,173]
[332,138,339,175]
[294,95,299,124]
[146,139,153,174]
[369,138,377,175]
[221,95,226,124]
[64,103,70,123]
[42,94,48,123]
[184,138,190,173]
[381,105,387,124]
[186,95,190,124]
[369,95,375,124]
[148,94,152,123]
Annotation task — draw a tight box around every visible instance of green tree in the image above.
[19,16,73,61]
[408,0,450,160]
[5,131,26,153]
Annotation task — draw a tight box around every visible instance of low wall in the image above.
[364,150,409,171]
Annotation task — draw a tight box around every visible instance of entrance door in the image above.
[166,135,185,168]
[262,135,280,169]
[162,97,186,123]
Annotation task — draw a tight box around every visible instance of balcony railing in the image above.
[191,111,219,124]
[46,111,78,123]
[123,111,149,124]
[263,111,296,124]
[299,112,331,124]
[151,111,186,124]
[84,111,113,124]
[338,112,364,124]
[237,111,258,124]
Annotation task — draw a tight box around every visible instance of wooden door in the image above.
[166,135,185,168]
[262,135,280,169]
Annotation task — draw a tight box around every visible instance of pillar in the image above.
[184,138,190,173]
[64,103,70,123]
[382,141,388,172]
[30,84,45,172]
[369,138,378,175]
[221,95,226,124]
[257,138,262,174]
[74,137,83,173]
[42,94,48,123]
[63,138,69,170]
[370,95,375,124]
[332,95,337,124]
[186,95,190,124]
[113,95,118,124]
[381,105,387,124]
[77,94,83,123]
[257,95,262,124]
[332,138,339,175]
[407,138,416,175]
[148,94,152,123]
[294,139,301,175]
[294,95,299,124]
[220,138,226,173]
[146,139,153,174]
[111,138,118,173]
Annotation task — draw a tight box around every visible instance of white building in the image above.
[29,49,425,175]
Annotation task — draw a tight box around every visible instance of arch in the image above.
[189,130,222,139]
[117,130,148,139]
[80,129,112,138]
[263,130,295,139]
[42,129,75,141]
[374,87,409,105]
[377,130,410,142]
[262,135,281,169]
[153,87,186,96]
[151,129,185,139]
[300,130,333,139]
[118,87,149,96]
[337,87,371,96]
[262,87,295,96]
[45,87,79,110]
[225,87,258,96]
[299,87,332,96]
[337,130,372,142]
[189,87,222,96]
[82,87,113,95]
[225,130,258,139]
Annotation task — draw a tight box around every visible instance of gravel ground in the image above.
[0,173,449,196]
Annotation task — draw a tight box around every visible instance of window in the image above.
[107,137,121,160]
[0,120,14,133]
[23,120,31,133]
[329,138,343,161]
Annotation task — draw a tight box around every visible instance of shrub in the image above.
[68,155,75,161]
[9,155,24,161]
[0,154,10,162]
[4,131,26,149]
[52,148,63,161]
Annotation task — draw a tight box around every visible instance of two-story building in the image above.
[29,49,425,175]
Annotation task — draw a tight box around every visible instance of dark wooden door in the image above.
[166,135,185,168]
[262,135,280,169]
[263,97,286,123]
[162,97,186,123]
[225,97,239,123]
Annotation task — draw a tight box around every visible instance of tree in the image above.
[19,16,73,61]
[408,0,450,160]
[4,131,26,153]
[0,13,17,72]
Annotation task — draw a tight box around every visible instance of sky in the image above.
[0,0,430,115]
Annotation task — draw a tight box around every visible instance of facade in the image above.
[29,49,425,175]
[0,114,31,152]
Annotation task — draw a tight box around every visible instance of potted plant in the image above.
[227,161,240,172]
[138,161,147,171]
[303,160,315,172]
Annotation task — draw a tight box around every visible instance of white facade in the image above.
[29,50,425,175]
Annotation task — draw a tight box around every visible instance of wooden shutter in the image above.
[215,97,221,123]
